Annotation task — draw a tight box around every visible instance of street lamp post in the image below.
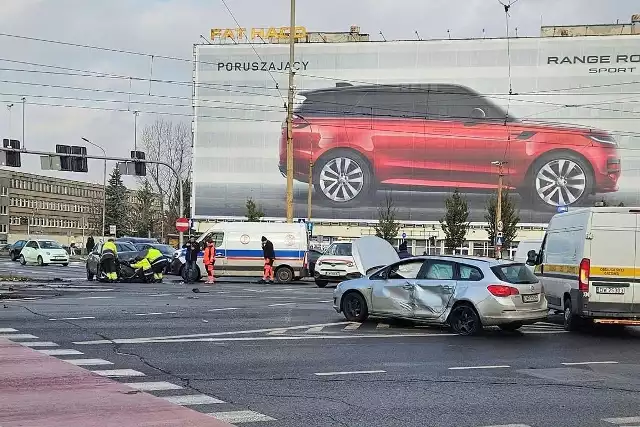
[491,160,507,259]
[82,137,107,242]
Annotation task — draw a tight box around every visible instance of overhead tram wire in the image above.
[218,0,286,104]
[4,31,640,99]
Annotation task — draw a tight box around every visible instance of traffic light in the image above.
[1,139,21,167]
[55,145,88,172]
[131,151,146,176]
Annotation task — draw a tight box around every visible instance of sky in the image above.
[0,0,638,186]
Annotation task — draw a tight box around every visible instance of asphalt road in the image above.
[0,258,87,281]
[1,280,640,427]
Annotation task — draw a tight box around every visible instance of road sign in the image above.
[109,225,116,236]
[497,220,504,232]
[402,232,407,239]
[495,236,504,246]
[176,217,190,233]
[306,222,313,233]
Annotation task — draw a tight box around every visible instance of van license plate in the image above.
[522,294,539,303]
[595,287,625,294]
[325,271,342,277]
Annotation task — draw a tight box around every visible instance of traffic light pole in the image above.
[0,147,185,247]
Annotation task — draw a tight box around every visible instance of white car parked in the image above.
[19,239,69,266]
[314,241,360,288]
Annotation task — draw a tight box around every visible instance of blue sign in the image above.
[306,222,313,232]
[495,236,504,246]
[557,206,569,213]
[402,232,407,239]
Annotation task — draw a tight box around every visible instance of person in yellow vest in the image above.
[100,238,118,282]
[131,246,165,282]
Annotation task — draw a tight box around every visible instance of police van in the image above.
[527,207,640,330]
[175,222,308,283]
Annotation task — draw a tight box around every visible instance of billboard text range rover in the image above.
[278,84,620,208]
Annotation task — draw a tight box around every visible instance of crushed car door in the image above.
[371,259,427,317]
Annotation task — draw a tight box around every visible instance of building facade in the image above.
[541,14,640,37]
[0,170,104,246]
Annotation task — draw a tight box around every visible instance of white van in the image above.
[514,239,542,268]
[527,207,640,331]
[314,240,360,288]
[177,222,308,283]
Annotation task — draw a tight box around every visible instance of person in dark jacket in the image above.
[398,240,412,259]
[182,237,200,283]
[260,236,275,283]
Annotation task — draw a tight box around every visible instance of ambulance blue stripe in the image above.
[181,249,305,259]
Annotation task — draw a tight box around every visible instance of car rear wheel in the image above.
[275,266,294,283]
[529,153,593,208]
[563,298,582,332]
[314,150,373,206]
[341,291,368,322]
[449,303,482,336]
[315,279,328,288]
[86,267,94,281]
[19,255,26,265]
[10,252,17,262]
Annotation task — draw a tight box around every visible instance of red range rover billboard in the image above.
[193,35,639,223]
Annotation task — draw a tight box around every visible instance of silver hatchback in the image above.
[333,254,548,335]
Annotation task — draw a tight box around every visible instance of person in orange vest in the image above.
[260,236,275,283]
[203,239,216,284]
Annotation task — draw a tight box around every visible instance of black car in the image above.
[134,243,177,274]
[302,249,323,278]
[85,241,140,281]
[9,240,27,261]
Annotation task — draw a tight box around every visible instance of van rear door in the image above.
[588,211,635,315]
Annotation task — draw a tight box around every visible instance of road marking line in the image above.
[64,358,114,366]
[602,416,640,424]
[74,321,353,345]
[148,293,172,297]
[0,334,39,340]
[38,349,84,356]
[87,333,456,344]
[562,361,619,366]
[376,323,390,329]
[315,370,386,376]
[92,369,145,377]
[124,381,183,391]
[48,316,95,321]
[343,323,362,330]
[207,308,240,312]
[163,394,224,405]
[480,424,532,427]
[306,326,325,333]
[267,329,288,335]
[19,341,59,347]
[60,296,115,300]
[208,410,276,423]
[134,312,177,316]
[0,328,18,333]
[448,365,511,370]
[268,302,296,307]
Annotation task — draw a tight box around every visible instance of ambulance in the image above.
[175,222,308,283]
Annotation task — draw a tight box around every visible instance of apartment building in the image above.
[0,170,104,245]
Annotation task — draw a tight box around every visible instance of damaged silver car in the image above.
[332,236,549,335]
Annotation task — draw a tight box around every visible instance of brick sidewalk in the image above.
[0,339,235,427]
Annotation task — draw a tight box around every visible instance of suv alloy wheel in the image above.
[315,150,372,205]
[531,153,593,208]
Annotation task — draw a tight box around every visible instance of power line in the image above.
[218,0,286,104]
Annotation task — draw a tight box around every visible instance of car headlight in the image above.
[347,262,354,267]
[317,261,322,266]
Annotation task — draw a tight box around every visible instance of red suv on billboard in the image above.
[279,84,620,208]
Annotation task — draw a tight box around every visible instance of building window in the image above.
[0,186,6,196]
[0,206,6,215]
[0,224,6,233]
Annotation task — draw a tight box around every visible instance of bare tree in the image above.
[140,118,192,238]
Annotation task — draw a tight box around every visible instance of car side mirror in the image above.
[526,250,538,266]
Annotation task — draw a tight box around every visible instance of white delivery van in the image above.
[177,222,308,283]
[514,239,542,269]
[314,240,360,288]
[527,207,640,331]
